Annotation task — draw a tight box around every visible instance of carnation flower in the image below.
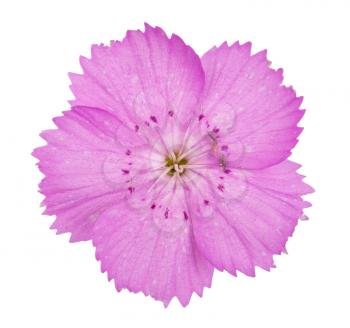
[33,24,313,306]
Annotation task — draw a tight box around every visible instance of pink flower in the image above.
[33,24,313,307]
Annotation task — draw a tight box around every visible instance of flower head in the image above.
[33,24,313,306]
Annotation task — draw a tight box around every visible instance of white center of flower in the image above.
[165,150,188,176]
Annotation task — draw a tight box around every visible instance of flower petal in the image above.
[191,160,313,275]
[201,42,304,169]
[93,202,214,307]
[33,106,145,242]
[69,24,204,130]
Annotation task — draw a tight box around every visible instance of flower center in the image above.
[165,150,188,176]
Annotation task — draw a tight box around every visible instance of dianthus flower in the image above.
[33,24,313,306]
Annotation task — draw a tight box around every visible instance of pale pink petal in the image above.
[33,106,146,242]
[93,200,214,307]
[69,24,204,130]
[201,42,304,169]
[191,160,313,275]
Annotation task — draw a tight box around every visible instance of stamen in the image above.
[164,150,188,177]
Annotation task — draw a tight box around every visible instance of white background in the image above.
[1,0,349,327]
